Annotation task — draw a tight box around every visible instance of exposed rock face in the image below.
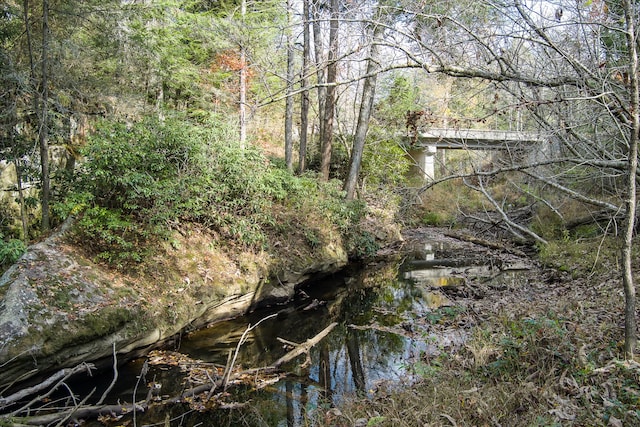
[0,220,351,389]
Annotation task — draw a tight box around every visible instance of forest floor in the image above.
[317,226,640,427]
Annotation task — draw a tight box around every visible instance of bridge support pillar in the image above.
[408,145,437,183]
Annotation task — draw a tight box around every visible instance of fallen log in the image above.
[11,402,147,426]
[443,230,527,257]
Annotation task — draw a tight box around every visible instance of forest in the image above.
[2,0,640,425]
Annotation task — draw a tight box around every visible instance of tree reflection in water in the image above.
[85,254,484,426]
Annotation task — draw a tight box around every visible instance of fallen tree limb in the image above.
[169,322,339,401]
[223,312,278,390]
[2,323,339,426]
[96,343,117,405]
[11,402,148,426]
[273,322,337,368]
[0,363,95,410]
[442,230,527,257]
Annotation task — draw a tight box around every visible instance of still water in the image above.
[78,241,524,426]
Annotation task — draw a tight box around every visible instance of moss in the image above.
[0,269,20,300]
[34,306,142,355]
[81,307,135,338]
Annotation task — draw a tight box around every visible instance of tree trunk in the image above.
[239,0,247,149]
[298,0,311,173]
[312,0,325,155]
[39,0,50,232]
[344,19,383,200]
[621,0,638,359]
[15,161,28,241]
[320,0,339,181]
[284,0,295,171]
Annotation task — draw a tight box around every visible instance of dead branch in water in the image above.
[0,363,94,412]
[0,322,339,426]
[223,312,278,390]
[273,322,337,367]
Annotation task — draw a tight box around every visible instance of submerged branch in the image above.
[3,321,339,426]
[0,363,94,412]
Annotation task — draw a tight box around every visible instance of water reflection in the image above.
[82,241,526,426]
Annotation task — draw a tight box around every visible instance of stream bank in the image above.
[1,224,549,426]
[0,215,401,390]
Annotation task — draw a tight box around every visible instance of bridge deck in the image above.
[406,128,545,149]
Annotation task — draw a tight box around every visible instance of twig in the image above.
[277,337,300,348]
[132,360,149,427]
[273,323,338,368]
[97,342,118,405]
[217,350,233,397]
[0,369,38,397]
[440,413,458,427]
[7,363,94,416]
[223,313,278,391]
[54,387,96,427]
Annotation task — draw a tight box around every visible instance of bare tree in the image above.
[39,0,51,232]
[312,0,326,151]
[380,0,640,356]
[344,10,384,199]
[620,0,639,358]
[319,0,339,181]
[299,0,311,173]
[284,0,296,171]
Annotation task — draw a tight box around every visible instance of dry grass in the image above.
[308,235,640,427]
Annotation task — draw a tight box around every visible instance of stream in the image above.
[69,235,531,426]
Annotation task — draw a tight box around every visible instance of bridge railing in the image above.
[405,127,547,150]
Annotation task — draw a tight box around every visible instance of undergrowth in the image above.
[0,233,25,275]
[55,114,375,269]
[314,312,640,427]
[302,225,640,427]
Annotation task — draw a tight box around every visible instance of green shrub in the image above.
[483,316,572,379]
[0,233,26,272]
[60,114,370,264]
[73,206,150,269]
[361,133,410,188]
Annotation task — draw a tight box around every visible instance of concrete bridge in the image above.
[403,128,547,181]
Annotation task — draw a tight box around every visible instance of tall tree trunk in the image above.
[239,0,247,149]
[312,0,325,152]
[39,0,50,232]
[621,0,638,359]
[284,0,295,171]
[320,0,338,181]
[20,0,36,240]
[344,19,383,200]
[298,0,311,173]
[15,161,29,241]
[23,0,35,81]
